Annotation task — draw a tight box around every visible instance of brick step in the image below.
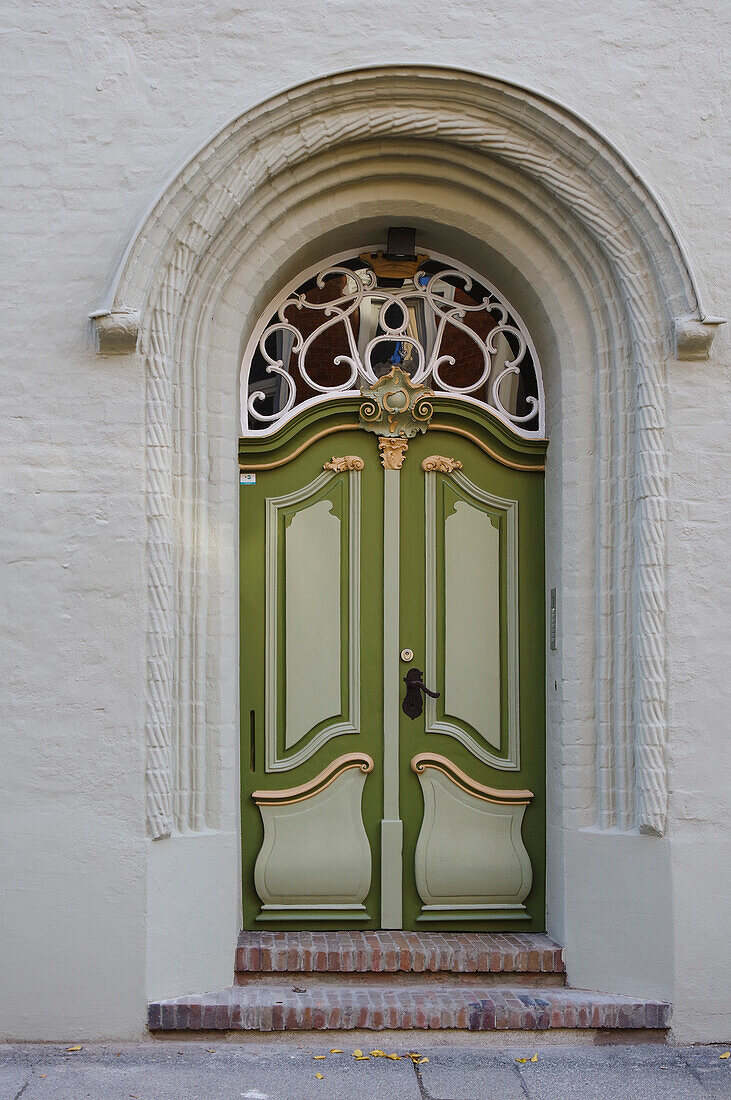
[236,931,564,975]
[149,983,671,1032]
[235,970,565,988]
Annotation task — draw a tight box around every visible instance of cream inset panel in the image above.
[285,499,341,749]
[445,501,501,749]
[425,469,520,770]
[265,469,361,772]
[253,754,373,921]
[411,754,532,922]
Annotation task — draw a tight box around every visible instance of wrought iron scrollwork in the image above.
[240,250,545,439]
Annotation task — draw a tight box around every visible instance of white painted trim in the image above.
[380,468,403,929]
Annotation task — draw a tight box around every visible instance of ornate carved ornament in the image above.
[359,365,434,439]
[357,364,435,469]
[377,437,410,470]
[322,455,365,472]
[421,455,463,473]
[359,250,430,280]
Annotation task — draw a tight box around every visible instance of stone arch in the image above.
[91,65,721,846]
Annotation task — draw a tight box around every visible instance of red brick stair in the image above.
[148,932,671,1033]
[234,930,564,975]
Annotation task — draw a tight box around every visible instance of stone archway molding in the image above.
[91,65,723,841]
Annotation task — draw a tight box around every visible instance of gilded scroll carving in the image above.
[359,365,434,440]
[377,437,409,470]
[359,364,435,469]
[322,455,365,472]
[421,455,463,473]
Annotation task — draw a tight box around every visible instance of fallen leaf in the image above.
[516,1057,528,1063]
[329,1049,343,1054]
[720,1052,730,1060]
[292,987,307,993]
[387,1054,401,1060]
[531,1053,539,1062]
[370,1049,386,1057]
[66,1046,82,1052]
[39,1075,47,1078]
[353,1049,363,1057]
[354,1055,370,1061]
[313,1055,326,1060]
[315,1072,324,1079]
[206,1049,215,1053]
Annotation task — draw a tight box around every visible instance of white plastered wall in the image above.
[1,4,728,1043]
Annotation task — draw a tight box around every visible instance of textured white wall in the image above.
[0,0,728,1040]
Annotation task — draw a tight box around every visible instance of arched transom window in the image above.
[240,245,545,438]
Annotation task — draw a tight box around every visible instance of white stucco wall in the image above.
[1,0,728,1041]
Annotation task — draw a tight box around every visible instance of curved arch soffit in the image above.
[90,66,724,844]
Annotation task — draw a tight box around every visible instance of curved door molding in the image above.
[411,753,533,922]
[265,466,361,771]
[424,467,520,769]
[253,754,374,922]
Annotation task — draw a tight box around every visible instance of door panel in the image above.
[400,428,545,930]
[240,428,383,928]
[240,406,545,931]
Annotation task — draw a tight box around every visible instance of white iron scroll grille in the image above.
[239,248,545,439]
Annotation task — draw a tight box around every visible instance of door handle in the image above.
[402,667,440,720]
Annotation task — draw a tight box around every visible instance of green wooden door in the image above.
[240,400,546,931]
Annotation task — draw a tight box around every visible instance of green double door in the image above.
[240,402,546,931]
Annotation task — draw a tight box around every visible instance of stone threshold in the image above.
[148,984,671,1032]
[236,931,564,975]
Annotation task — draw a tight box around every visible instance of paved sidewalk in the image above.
[1,1039,730,1099]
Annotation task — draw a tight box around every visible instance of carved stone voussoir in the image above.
[421,455,463,473]
[322,455,365,472]
[378,437,410,470]
[89,309,141,355]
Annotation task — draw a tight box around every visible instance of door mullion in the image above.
[380,466,402,929]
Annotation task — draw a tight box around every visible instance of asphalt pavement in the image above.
[1,1038,730,1099]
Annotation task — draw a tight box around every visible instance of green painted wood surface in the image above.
[240,403,546,931]
[400,428,546,930]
